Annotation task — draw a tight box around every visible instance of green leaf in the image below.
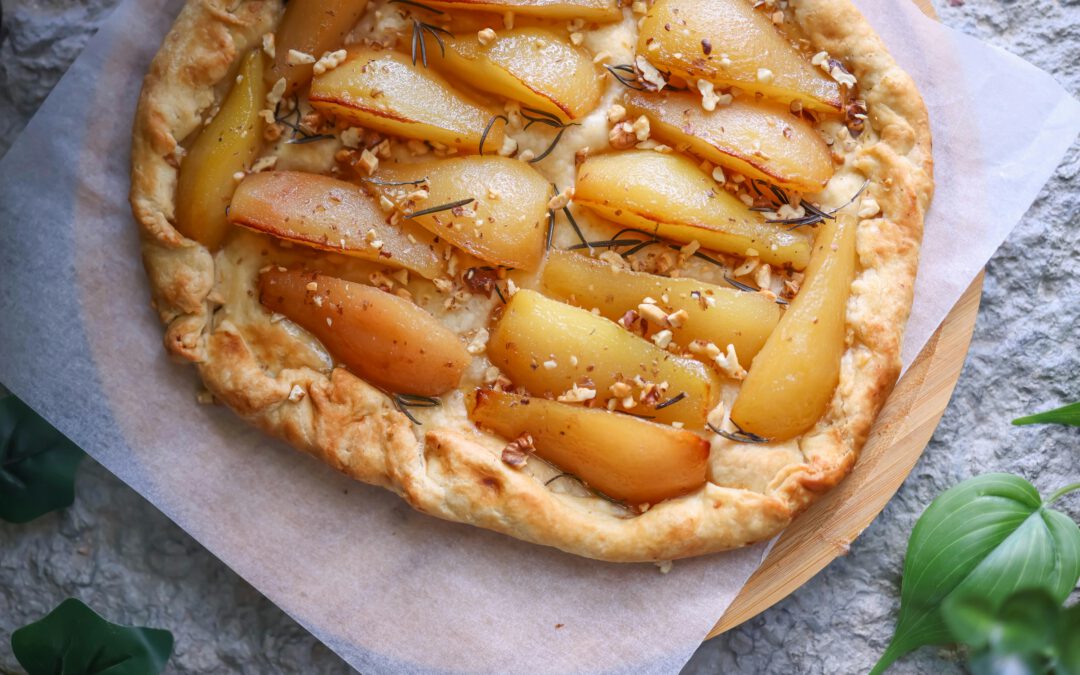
[870,474,1080,674]
[0,395,85,523]
[11,598,174,675]
[1057,604,1080,675]
[1013,401,1080,426]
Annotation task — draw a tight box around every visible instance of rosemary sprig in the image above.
[273,96,325,142]
[286,134,335,145]
[403,197,475,219]
[521,108,578,164]
[479,114,508,156]
[654,392,687,410]
[361,176,430,187]
[548,184,589,250]
[392,392,440,424]
[707,422,769,444]
[762,180,870,229]
[409,20,453,68]
[542,471,632,509]
[604,63,647,91]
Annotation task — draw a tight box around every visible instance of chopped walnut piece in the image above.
[607,104,627,124]
[313,49,347,76]
[557,384,596,403]
[609,121,637,149]
[477,27,497,45]
[357,149,379,176]
[714,344,747,380]
[631,115,651,142]
[261,33,276,59]
[466,328,490,355]
[501,433,535,468]
[547,188,574,211]
[286,49,316,65]
[635,55,667,91]
[288,384,306,402]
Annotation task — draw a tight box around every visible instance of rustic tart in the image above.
[130,0,931,562]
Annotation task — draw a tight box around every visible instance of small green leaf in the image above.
[870,474,1080,674]
[1013,401,1080,426]
[11,598,174,675]
[0,395,85,523]
[940,594,996,649]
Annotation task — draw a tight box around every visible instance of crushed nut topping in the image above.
[286,49,316,66]
[557,384,597,403]
[501,433,535,468]
[313,49,347,76]
[714,344,747,380]
[608,120,637,149]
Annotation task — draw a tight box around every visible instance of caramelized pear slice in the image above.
[369,157,551,270]
[575,151,812,269]
[175,50,266,250]
[269,0,370,94]
[624,90,833,193]
[228,171,442,279]
[467,389,709,505]
[730,213,857,441]
[259,269,470,396]
[309,47,502,152]
[638,0,842,112]
[541,250,780,361]
[424,0,620,21]
[433,27,602,121]
[487,289,720,428]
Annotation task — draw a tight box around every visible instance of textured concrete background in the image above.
[1,0,1078,672]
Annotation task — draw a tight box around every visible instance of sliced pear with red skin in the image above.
[623,89,833,193]
[175,50,266,250]
[269,0,370,94]
[309,47,502,153]
[228,171,443,279]
[432,27,602,122]
[424,0,620,22]
[369,157,551,271]
[467,389,709,505]
[259,269,470,396]
[638,0,842,113]
[487,289,720,428]
[574,150,813,269]
[541,250,781,361]
[730,213,858,441]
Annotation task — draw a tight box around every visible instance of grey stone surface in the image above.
[0,0,1077,672]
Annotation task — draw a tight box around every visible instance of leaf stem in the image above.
[1046,481,1080,506]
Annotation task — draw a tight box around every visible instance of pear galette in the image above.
[130,0,931,561]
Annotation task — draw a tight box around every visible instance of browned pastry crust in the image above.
[130,0,932,561]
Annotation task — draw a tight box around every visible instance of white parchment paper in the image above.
[0,0,1077,672]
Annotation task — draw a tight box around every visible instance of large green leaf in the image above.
[1013,401,1080,426]
[0,394,84,523]
[870,473,1080,674]
[11,598,173,675]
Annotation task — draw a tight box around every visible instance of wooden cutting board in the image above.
[707,0,979,637]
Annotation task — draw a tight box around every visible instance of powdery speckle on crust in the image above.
[129,0,931,562]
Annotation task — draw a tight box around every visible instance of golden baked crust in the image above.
[130,0,931,561]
